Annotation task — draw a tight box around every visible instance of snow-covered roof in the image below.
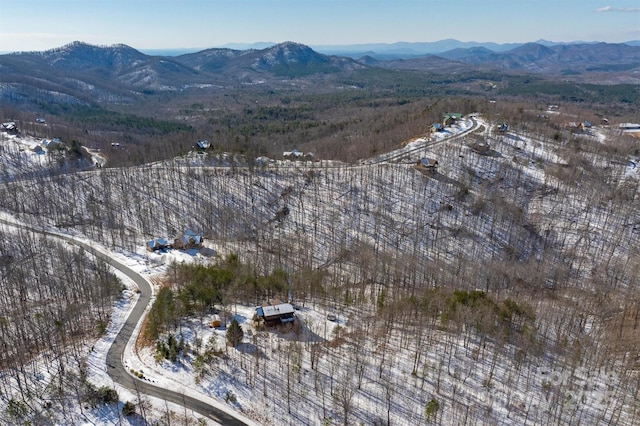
[175,229,202,245]
[283,149,303,157]
[42,138,62,148]
[256,303,295,319]
[197,139,210,149]
[146,237,169,250]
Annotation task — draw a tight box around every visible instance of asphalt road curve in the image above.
[95,247,248,426]
[0,219,248,426]
[0,117,479,425]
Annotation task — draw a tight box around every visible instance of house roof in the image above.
[146,237,169,249]
[418,157,438,167]
[443,113,462,119]
[175,229,202,245]
[256,303,295,319]
[42,138,62,148]
[197,139,210,149]
[283,149,304,157]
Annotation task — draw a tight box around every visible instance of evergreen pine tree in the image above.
[226,318,244,348]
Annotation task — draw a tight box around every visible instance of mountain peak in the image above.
[37,42,148,73]
[45,41,138,54]
[259,42,325,65]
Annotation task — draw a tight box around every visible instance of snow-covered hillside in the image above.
[0,132,102,181]
[0,116,638,425]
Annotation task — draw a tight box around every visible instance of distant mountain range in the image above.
[0,41,366,108]
[176,41,362,75]
[369,42,640,75]
[1,40,639,110]
[211,39,640,60]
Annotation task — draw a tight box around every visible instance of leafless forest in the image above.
[0,106,638,424]
[0,224,122,424]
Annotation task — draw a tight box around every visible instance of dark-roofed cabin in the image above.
[255,303,295,326]
[470,140,491,154]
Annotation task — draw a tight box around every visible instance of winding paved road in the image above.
[95,246,249,426]
[0,219,249,426]
[0,116,480,425]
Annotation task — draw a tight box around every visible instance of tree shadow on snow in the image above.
[428,171,462,187]
[236,342,268,359]
[258,316,326,344]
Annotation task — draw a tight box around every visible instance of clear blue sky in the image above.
[1,0,639,52]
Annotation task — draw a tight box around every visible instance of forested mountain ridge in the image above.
[177,41,365,76]
[436,42,640,73]
[1,40,639,111]
[0,41,365,106]
[361,42,640,83]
